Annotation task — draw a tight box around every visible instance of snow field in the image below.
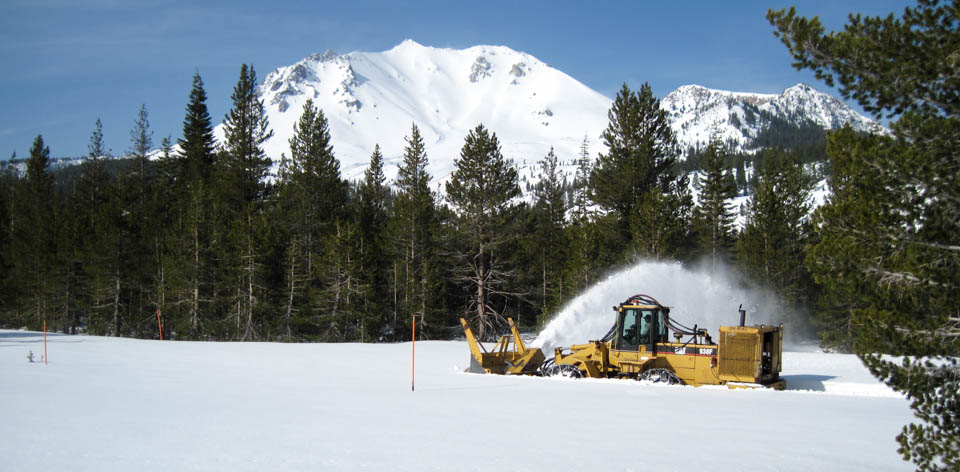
[2,329,912,471]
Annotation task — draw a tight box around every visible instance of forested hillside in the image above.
[0,65,828,345]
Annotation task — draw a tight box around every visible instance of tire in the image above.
[639,368,682,385]
[539,359,583,378]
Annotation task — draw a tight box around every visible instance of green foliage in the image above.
[178,72,217,184]
[446,124,520,340]
[769,1,959,119]
[389,124,443,339]
[524,147,567,324]
[693,140,736,268]
[218,64,275,340]
[771,2,960,469]
[220,64,273,208]
[590,83,677,241]
[11,136,57,329]
[355,145,391,341]
[588,83,692,261]
[737,150,814,309]
[749,114,827,161]
[170,73,217,339]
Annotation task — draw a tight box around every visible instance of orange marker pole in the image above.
[43,319,47,365]
[156,309,163,341]
[411,314,416,392]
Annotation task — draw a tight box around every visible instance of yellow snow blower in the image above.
[460,293,785,390]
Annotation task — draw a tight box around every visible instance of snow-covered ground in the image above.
[1,327,913,471]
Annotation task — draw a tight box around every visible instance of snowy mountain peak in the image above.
[233,42,886,187]
[251,41,611,183]
[662,83,884,152]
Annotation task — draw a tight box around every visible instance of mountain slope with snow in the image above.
[248,39,611,185]
[225,40,883,186]
[662,83,886,152]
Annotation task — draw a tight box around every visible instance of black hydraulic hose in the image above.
[600,323,617,342]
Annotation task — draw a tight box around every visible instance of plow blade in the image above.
[461,318,545,375]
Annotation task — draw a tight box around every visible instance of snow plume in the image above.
[533,260,811,352]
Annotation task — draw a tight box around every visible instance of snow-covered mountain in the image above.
[247,39,610,186]
[217,40,884,186]
[662,83,885,152]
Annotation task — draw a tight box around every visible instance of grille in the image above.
[719,330,759,380]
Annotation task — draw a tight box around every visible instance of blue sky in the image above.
[1,0,911,159]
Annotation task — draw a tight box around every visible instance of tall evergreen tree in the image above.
[589,83,690,260]
[178,72,217,184]
[356,144,391,340]
[771,3,960,469]
[565,135,596,295]
[76,120,122,335]
[693,140,736,269]
[11,136,56,329]
[590,83,678,243]
[220,64,273,207]
[446,124,520,340]
[390,124,439,338]
[529,147,567,322]
[276,98,347,339]
[173,72,218,337]
[737,151,814,308]
[124,104,156,336]
[218,64,274,340]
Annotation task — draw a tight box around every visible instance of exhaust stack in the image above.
[738,304,746,327]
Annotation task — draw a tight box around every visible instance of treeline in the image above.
[0,68,822,343]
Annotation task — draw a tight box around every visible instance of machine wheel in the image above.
[539,359,583,378]
[639,368,682,385]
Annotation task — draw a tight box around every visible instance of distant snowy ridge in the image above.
[662,83,886,152]
[241,41,884,187]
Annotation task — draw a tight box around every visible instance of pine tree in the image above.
[276,98,346,339]
[737,150,814,308]
[76,121,122,335]
[530,147,567,322]
[389,124,439,339]
[770,3,960,469]
[178,72,217,184]
[124,104,156,337]
[11,136,56,329]
[631,178,693,261]
[317,217,366,341]
[590,83,678,247]
[735,159,748,195]
[220,64,273,207]
[218,64,274,340]
[53,178,82,334]
[356,144,391,340]
[693,140,736,269]
[565,135,595,295]
[446,124,520,340]
[174,72,217,337]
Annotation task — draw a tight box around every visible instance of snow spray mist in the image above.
[532,260,809,352]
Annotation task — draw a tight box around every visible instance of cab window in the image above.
[616,308,657,350]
